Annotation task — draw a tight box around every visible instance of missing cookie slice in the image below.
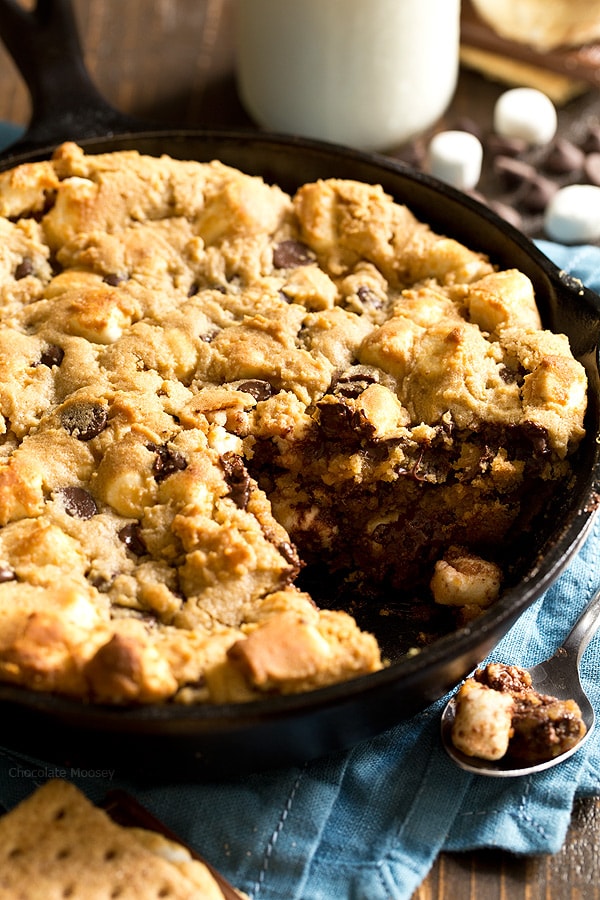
[0,143,587,705]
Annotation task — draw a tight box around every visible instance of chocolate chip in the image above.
[451,116,483,140]
[200,329,219,343]
[237,380,274,401]
[333,366,379,398]
[15,257,34,280]
[487,200,523,231]
[102,273,125,286]
[356,286,383,309]
[317,399,356,439]
[466,189,487,206]
[61,403,108,440]
[493,156,537,191]
[149,443,188,482]
[39,344,64,368]
[220,451,251,510]
[273,240,315,269]
[484,133,529,159]
[398,138,428,169]
[519,176,557,214]
[91,574,114,592]
[0,564,16,583]
[59,486,98,519]
[118,523,147,556]
[584,153,600,186]
[520,421,551,456]
[333,382,366,399]
[581,126,600,154]
[543,138,585,175]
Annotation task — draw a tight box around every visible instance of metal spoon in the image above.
[441,585,600,776]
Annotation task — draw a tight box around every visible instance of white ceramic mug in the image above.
[234,0,461,153]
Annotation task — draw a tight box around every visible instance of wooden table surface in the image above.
[0,2,599,898]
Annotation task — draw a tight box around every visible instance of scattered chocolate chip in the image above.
[188,281,200,297]
[273,240,315,269]
[220,451,251,510]
[61,402,108,440]
[451,116,483,140]
[418,119,600,241]
[59,486,98,519]
[39,344,65,368]
[102,273,126,286]
[200,329,219,343]
[466,189,488,206]
[581,126,600,154]
[150,443,188,482]
[543,138,585,175]
[484,133,528,159]
[15,257,34,280]
[237,380,274,402]
[519,176,558,214]
[493,155,537,191]
[118,523,147,556]
[398,138,428,169]
[0,564,16,583]
[584,152,600,186]
[487,200,523,230]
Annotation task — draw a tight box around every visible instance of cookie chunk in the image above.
[451,662,587,763]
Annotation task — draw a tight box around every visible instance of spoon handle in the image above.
[560,585,600,663]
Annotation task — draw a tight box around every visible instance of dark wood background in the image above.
[0,1,599,897]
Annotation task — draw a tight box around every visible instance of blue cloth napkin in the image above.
[0,120,599,897]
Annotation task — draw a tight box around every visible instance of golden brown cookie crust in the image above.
[0,142,587,705]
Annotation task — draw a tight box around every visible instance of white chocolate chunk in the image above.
[493,88,557,146]
[428,130,483,190]
[544,184,600,244]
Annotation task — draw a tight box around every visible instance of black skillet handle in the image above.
[0,0,146,158]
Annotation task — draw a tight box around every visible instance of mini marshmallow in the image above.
[428,130,483,190]
[493,88,557,146]
[544,183,600,243]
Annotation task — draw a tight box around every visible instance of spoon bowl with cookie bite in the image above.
[441,584,600,776]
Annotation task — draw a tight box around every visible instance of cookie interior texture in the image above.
[0,779,245,899]
[0,143,587,705]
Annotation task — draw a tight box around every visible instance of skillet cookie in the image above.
[0,142,587,704]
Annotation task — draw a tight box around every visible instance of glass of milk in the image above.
[234,0,461,153]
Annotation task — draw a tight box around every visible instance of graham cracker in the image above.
[0,779,242,899]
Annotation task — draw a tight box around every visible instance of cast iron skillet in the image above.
[0,0,598,778]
